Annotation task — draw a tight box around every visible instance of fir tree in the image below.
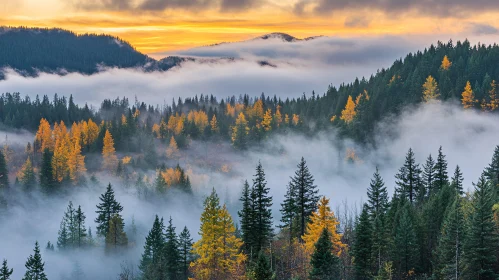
[0,259,13,280]
[395,148,421,204]
[140,215,166,280]
[422,154,436,200]
[164,217,180,280]
[95,183,123,236]
[290,157,319,239]
[22,242,48,280]
[254,251,273,280]
[434,146,449,194]
[105,214,128,253]
[40,148,55,193]
[0,151,8,189]
[451,165,464,195]
[393,204,418,277]
[238,180,254,254]
[45,241,54,252]
[485,145,499,197]
[464,175,498,279]
[279,180,297,243]
[178,226,194,280]
[354,205,373,279]
[75,205,87,248]
[57,219,69,250]
[19,158,36,190]
[251,162,273,253]
[309,228,340,280]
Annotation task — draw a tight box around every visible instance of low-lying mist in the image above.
[1,101,498,279]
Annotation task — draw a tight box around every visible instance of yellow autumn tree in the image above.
[261,109,273,132]
[151,123,161,138]
[284,114,290,125]
[210,115,219,133]
[440,55,452,70]
[166,136,179,161]
[35,118,53,152]
[292,114,300,126]
[231,112,249,149]
[422,75,440,103]
[274,105,283,128]
[340,96,356,123]
[488,80,498,111]
[461,81,476,109]
[52,133,70,182]
[102,129,118,172]
[85,119,99,147]
[191,190,246,280]
[68,141,86,183]
[188,110,209,132]
[249,99,264,121]
[302,196,345,256]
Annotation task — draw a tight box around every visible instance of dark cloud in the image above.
[294,0,499,17]
[220,0,260,11]
[71,0,132,11]
[467,23,498,35]
[139,0,213,11]
[72,0,260,12]
[344,16,370,28]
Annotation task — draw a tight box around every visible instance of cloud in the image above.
[467,22,498,35]
[294,0,499,17]
[71,0,261,12]
[71,0,133,11]
[344,16,370,28]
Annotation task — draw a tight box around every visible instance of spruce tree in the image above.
[464,174,498,279]
[178,226,193,280]
[251,162,273,253]
[290,157,319,239]
[75,205,87,248]
[140,215,166,280]
[485,145,499,197]
[279,180,297,243]
[95,183,123,236]
[422,154,436,200]
[309,228,340,280]
[20,158,36,190]
[105,214,128,253]
[254,251,273,280]
[39,148,55,194]
[393,204,418,277]
[395,148,421,204]
[451,165,464,195]
[164,217,180,280]
[22,242,48,280]
[57,219,69,250]
[0,151,8,189]
[353,204,373,279]
[64,201,77,248]
[0,259,13,280]
[238,180,254,254]
[45,242,54,252]
[434,146,449,194]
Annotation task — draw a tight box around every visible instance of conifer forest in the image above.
[0,23,499,280]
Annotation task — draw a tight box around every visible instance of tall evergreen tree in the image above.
[434,146,449,194]
[353,205,373,280]
[279,180,297,244]
[140,215,166,280]
[0,259,13,280]
[105,214,128,253]
[395,148,421,203]
[238,180,254,254]
[22,242,48,280]
[164,217,180,280]
[178,226,194,280]
[57,219,69,250]
[393,204,418,278]
[39,148,55,193]
[254,251,273,280]
[485,145,499,197]
[451,165,464,195]
[75,205,87,248]
[0,151,8,189]
[250,162,273,253]
[95,183,123,236]
[19,158,36,190]
[422,154,436,200]
[309,228,340,280]
[464,175,498,279]
[289,157,319,239]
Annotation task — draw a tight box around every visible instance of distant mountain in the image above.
[253,32,322,42]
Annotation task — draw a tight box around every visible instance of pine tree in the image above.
[434,146,449,194]
[254,251,273,280]
[251,162,273,253]
[395,148,421,204]
[39,148,56,194]
[102,129,118,172]
[279,180,297,244]
[22,242,48,280]
[422,75,440,102]
[309,228,340,280]
[178,226,194,280]
[393,204,418,278]
[436,196,465,279]
[485,145,499,197]
[290,157,319,239]
[45,242,54,251]
[451,165,464,195]
[0,151,8,189]
[238,180,254,254]
[164,217,180,280]
[95,183,123,236]
[422,154,436,199]
[0,259,13,280]
[57,219,69,250]
[105,214,128,253]
[75,206,87,248]
[464,175,498,279]
[353,205,373,279]
[140,215,166,280]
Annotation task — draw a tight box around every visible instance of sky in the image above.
[1,0,499,54]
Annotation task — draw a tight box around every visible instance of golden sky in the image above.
[1,0,498,54]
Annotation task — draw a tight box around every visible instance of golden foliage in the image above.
[248,99,264,121]
[484,80,499,112]
[461,81,476,109]
[422,75,440,103]
[152,123,161,138]
[261,109,273,132]
[122,156,132,165]
[168,114,184,135]
[231,112,249,145]
[68,140,86,183]
[274,105,283,128]
[302,196,345,256]
[166,136,180,160]
[284,114,290,125]
[440,55,452,70]
[85,119,99,146]
[210,115,219,133]
[161,168,182,187]
[102,130,118,172]
[188,110,209,132]
[52,133,70,182]
[345,148,361,164]
[340,96,357,123]
[292,114,300,126]
[35,118,53,152]
[121,114,127,126]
